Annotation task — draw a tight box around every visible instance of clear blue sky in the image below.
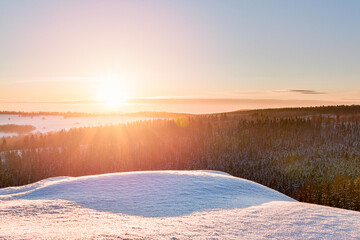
[0,0,359,107]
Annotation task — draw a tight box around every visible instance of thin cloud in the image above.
[230,91,270,95]
[288,89,327,95]
[230,89,327,96]
[0,76,96,85]
[124,98,335,105]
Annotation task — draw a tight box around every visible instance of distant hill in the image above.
[2,104,360,118]
[0,124,35,134]
[0,110,193,118]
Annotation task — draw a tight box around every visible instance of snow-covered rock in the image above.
[0,171,359,239]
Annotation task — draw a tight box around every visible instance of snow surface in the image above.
[0,170,294,217]
[0,170,359,239]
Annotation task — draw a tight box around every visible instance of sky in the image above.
[0,0,359,113]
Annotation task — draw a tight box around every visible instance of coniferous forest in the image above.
[1,105,360,211]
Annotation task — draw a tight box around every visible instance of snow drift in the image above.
[0,170,293,217]
[1,170,360,239]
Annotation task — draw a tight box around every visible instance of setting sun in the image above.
[93,75,128,109]
[96,85,127,107]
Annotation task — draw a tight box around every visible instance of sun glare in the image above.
[94,76,128,109]
[98,86,126,107]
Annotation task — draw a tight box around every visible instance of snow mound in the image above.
[1,171,360,239]
[0,170,293,217]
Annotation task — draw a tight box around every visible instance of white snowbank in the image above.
[0,170,359,239]
[0,171,293,217]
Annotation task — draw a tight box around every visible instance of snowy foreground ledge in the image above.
[1,171,359,239]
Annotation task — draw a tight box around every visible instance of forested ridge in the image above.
[0,124,35,134]
[1,105,360,211]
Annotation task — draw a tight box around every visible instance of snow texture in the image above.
[1,170,359,239]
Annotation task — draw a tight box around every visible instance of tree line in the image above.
[1,106,360,211]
